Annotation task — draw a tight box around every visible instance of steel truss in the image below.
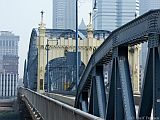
[75,10,160,120]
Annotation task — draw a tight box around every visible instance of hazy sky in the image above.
[0,0,92,78]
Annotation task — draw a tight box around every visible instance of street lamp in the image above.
[76,0,79,92]
[93,0,97,11]
[45,39,50,92]
[75,0,97,92]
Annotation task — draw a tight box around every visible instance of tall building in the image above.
[139,0,160,85]
[0,31,19,97]
[140,0,160,15]
[93,0,139,31]
[53,0,76,30]
[92,0,140,93]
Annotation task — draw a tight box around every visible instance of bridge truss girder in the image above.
[75,10,160,120]
[75,35,160,120]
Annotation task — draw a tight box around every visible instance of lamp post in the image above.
[75,0,97,92]
[45,39,50,92]
[76,0,79,92]
[93,0,97,10]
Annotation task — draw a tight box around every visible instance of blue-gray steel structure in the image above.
[23,60,27,88]
[46,39,50,92]
[45,52,85,92]
[75,9,160,119]
[25,29,38,91]
[139,0,160,83]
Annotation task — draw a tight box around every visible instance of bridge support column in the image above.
[81,91,88,112]
[76,65,106,118]
[106,46,136,120]
[139,34,160,119]
[89,66,106,118]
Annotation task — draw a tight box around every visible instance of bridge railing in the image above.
[18,87,103,120]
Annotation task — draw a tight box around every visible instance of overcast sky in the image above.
[0,0,92,78]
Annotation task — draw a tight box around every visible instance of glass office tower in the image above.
[53,0,76,30]
[140,0,160,15]
[93,0,139,31]
[0,31,19,97]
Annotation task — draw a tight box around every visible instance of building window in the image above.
[3,40,5,46]
[12,41,14,46]
[9,41,11,47]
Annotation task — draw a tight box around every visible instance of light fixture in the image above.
[93,0,97,11]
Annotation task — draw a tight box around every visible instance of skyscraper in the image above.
[93,0,139,31]
[140,0,160,15]
[53,0,76,30]
[0,31,19,97]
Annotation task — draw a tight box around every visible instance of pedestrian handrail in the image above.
[18,87,103,120]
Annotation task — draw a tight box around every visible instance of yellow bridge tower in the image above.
[36,12,109,92]
[37,11,46,93]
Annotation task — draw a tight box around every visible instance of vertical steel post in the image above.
[46,39,50,92]
[76,0,79,91]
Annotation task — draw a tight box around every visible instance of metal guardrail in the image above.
[50,90,76,96]
[18,87,103,120]
[44,93,75,106]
